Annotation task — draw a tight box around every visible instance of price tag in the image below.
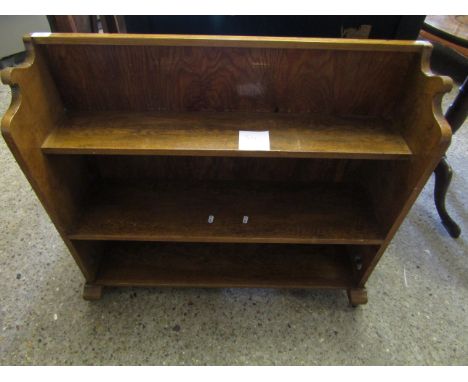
[238,131,270,151]
[31,32,52,37]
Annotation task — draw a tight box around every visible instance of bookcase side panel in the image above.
[357,47,452,286]
[1,39,101,281]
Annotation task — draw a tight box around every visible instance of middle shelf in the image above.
[68,180,385,245]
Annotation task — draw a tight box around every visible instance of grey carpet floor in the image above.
[0,80,467,365]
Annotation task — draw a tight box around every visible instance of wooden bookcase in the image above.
[1,33,452,306]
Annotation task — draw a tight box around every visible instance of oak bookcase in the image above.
[1,33,452,305]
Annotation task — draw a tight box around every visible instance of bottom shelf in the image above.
[93,242,358,289]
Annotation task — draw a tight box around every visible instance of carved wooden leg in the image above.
[347,288,368,307]
[434,157,461,238]
[82,283,103,301]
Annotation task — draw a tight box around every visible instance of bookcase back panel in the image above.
[89,241,376,289]
[93,156,365,183]
[41,44,416,116]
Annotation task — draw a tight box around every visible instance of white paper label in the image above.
[238,131,270,151]
[31,32,52,38]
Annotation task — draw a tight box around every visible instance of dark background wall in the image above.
[124,16,425,40]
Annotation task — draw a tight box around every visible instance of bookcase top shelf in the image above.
[42,112,411,159]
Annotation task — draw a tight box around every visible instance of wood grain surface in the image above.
[68,180,384,245]
[94,242,356,288]
[42,111,411,159]
[357,45,453,286]
[94,156,363,184]
[41,44,416,117]
[0,40,101,281]
[1,34,452,303]
[31,33,432,51]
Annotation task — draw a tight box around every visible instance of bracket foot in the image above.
[347,288,368,307]
[82,283,103,301]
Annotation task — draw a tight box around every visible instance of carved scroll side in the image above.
[0,37,36,138]
[419,44,453,154]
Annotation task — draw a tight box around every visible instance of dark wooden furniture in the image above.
[434,77,467,238]
[421,16,468,238]
[47,16,99,33]
[0,33,452,305]
[124,16,425,40]
[47,15,126,34]
[424,16,468,54]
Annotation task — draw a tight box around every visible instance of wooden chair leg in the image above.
[82,283,103,301]
[434,157,461,238]
[347,288,368,307]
